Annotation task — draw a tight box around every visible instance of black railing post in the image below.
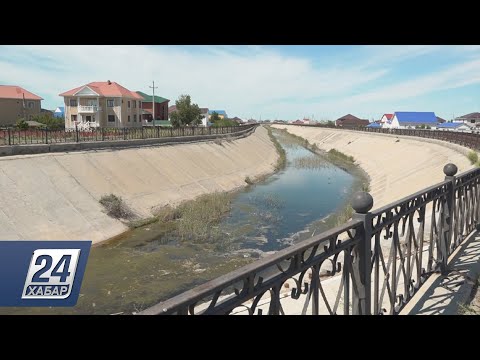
[351,192,374,315]
[45,127,48,144]
[8,128,11,145]
[170,128,173,137]
[124,127,127,140]
[142,127,144,139]
[102,128,105,141]
[75,123,79,142]
[441,163,458,275]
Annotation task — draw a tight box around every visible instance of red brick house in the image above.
[335,114,369,127]
[136,91,169,121]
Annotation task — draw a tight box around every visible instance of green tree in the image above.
[169,95,204,128]
[210,111,221,123]
[32,114,65,130]
[323,120,335,127]
[16,118,29,130]
[211,118,238,127]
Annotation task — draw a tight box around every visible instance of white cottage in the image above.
[383,112,438,129]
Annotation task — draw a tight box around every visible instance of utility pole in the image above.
[149,81,158,126]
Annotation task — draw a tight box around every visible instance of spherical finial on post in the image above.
[351,192,374,214]
[443,163,458,177]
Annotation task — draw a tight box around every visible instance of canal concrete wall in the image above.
[0,126,278,244]
[271,125,475,209]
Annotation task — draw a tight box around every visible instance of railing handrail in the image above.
[370,179,451,217]
[0,124,258,147]
[140,218,363,315]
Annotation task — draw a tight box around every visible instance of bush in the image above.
[99,194,135,219]
[16,118,29,130]
[467,151,478,165]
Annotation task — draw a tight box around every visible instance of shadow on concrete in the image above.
[403,231,480,315]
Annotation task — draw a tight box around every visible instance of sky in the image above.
[1,45,480,121]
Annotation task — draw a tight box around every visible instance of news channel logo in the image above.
[0,241,91,307]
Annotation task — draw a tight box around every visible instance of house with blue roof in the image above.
[54,106,65,119]
[383,112,438,129]
[437,122,472,132]
[208,110,228,119]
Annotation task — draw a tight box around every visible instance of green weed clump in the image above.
[328,149,355,163]
[467,151,478,165]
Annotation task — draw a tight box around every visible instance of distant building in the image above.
[231,116,243,124]
[41,108,54,117]
[59,80,143,129]
[292,120,304,125]
[199,108,209,126]
[380,114,393,125]
[454,112,480,126]
[437,122,473,132]
[335,114,369,127]
[383,112,437,129]
[54,106,65,119]
[208,110,227,119]
[136,91,169,122]
[436,116,447,123]
[0,85,43,126]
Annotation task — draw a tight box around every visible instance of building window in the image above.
[133,101,136,108]
[134,114,137,122]
[71,115,77,122]
[139,101,142,108]
[28,102,34,108]
[471,120,475,124]
[70,99,77,107]
[108,115,115,122]
[128,100,131,108]
[107,99,115,107]
[128,115,131,122]
[86,115,92,122]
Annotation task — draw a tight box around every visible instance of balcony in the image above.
[75,121,100,130]
[78,105,102,113]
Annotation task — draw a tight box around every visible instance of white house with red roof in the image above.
[382,112,438,129]
[0,85,43,126]
[379,113,393,126]
[59,80,144,129]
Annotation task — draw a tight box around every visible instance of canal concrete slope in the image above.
[0,126,278,244]
[271,125,474,209]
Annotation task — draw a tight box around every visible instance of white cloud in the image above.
[0,45,479,120]
[0,45,387,119]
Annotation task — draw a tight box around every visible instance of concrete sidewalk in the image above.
[400,231,480,315]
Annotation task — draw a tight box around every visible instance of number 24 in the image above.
[32,255,72,283]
